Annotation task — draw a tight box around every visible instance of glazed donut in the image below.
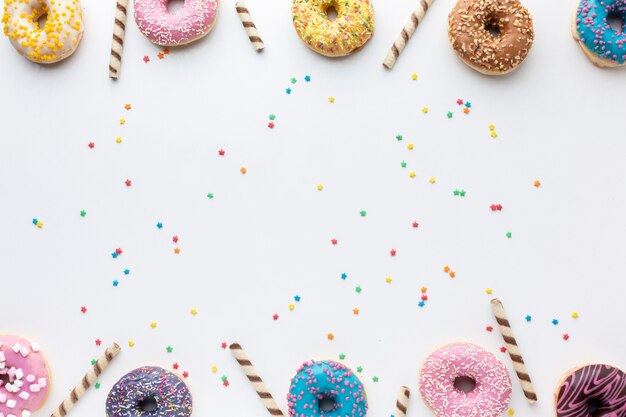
[419,342,512,417]
[555,364,626,417]
[134,0,218,46]
[287,360,367,417]
[291,0,375,57]
[2,0,84,63]
[0,335,51,417]
[573,0,626,67]
[447,0,534,75]
[106,366,192,417]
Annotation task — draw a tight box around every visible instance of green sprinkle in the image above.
[447,111,453,119]
[401,161,407,168]
[357,366,363,373]
[221,375,228,382]
[291,77,297,84]
[453,189,460,196]
[94,382,101,389]
[372,376,379,382]
[269,114,276,120]
[166,346,173,353]
[338,353,346,360]
[506,232,512,239]
[355,286,362,293]
[90,359,97,365]
[396,134,403,141]
[207,193,214,199]
[460,190,466,197]
[80,210,87,217]
[360,210,367,217]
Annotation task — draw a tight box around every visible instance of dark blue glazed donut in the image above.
[106,366,192,417]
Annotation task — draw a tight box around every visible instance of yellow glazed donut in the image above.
[291,0,375,57]
[2,0,84,64]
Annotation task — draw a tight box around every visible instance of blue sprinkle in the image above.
[157,222,163,229]
[552,319,559,325]
[341,273,347,280]
[111,252,118,259]
[286,88,292,95]
[32,218,38,225]
[418,301,425,307]
[123,269,130,275]
[465,101,472,108]
[113,280,119,286]
[294,295,301,302]
[525,315,532,322]
[304,75,311,82]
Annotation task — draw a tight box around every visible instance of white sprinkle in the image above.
[6,399,16,408]
[18,392,29,401]
[25,375,35,383]
[37,378,47,387]
[30,343,39,353]
[11,344,20,354]
[29,384,40,393]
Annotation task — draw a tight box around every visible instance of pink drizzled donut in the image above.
[0,335,51,417]
[419,342,512,417]
[134,0,219,46]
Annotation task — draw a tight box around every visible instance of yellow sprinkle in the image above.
[508,409,515,416]
[409,171,416,178]
[288,304,295,311]
[407,143,414,150]
[317,184,324,191]
[429,177,436,184]
[488,124,495,131]
[211,365,218,373]
[572,312,579,319]
[328,96,335,103]
[485,288,493,295]
[190,308,198,315]
[490,131,498,138]
[174,247,181,254]
[411,73,418,80]
[116,136,122,143]
[385,276,392,283]
[150,322,157,329]
[128,340,135,347]
[36,221,44,228]
[422,106,429,114]
[120,118,126,125]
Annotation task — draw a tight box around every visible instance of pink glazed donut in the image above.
[0,335,51,417]
[419,342,512,417]
[134,0,219,46]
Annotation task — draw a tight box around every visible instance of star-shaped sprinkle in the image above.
[291,77,297,84]
[443,265,451,273]
[286,88,292,94]
[418,301,425,307]
[166,346,173,353]
[421,287,428,293]
[95,339,102,346]
[182,371,189,378]
[327,333,334,340]
[396,134,403,141]
[421,295,428,301]
[173,236,179,243]
[304,75,311,82]
[534,180,541,187]
[465,102,472,108]
[91,359,97,365]
[449,271,456,278]
[429,177,436,184]
[163,48,170,55]
[288,304,295,311]
[174,247,181,254]
[422,106,429,113]
[112,280,119,286]
[552,319,559,325]
[491,131,498,138]
[407,143,414,150]
[328,96,335,103]
[353,308,360,315]
[125,179,132,187]
[240,167,247,174]
[485,288,493,294]
[268,122,275,128]
[411,73,418,80]
[218,149,225,156]
[372,376,379,382]
[339,353,346,360]
[355,286,362,293]
[124,104,132,110]
[143,55,150,63]
[211,365,218,372]
[331,238,338,245]
[116,136,122,143]
[221,342,227,349]
[157,222,163,229]
[357,366,363,373]
[190,308,198,315]
[447,111,453,118]
[572,312,579,319]
[413,221,419,228]
[488,124,495,131]
[401,161,407,168]
[207,193,214,199]
[95,382,101,389]
[81,306,87,313]
[486,326,493,332]
[173,363,179,370]
[385,276,393,283]
[223,380,229,387]
[390,249,396,256]
[128,340,135,347]
[124,269,130,275]
[88,142,95,149]
[269,114,276,120]
[341,273,347,280]
[294,295,301,302]
[457,99,464,105]
[317,184,324,191]
[221,375,228,382]
[120,118,126,125]
[150,322,157,329]
[508,409,514,416]
[506,232,512,239]
[157,52,165,59]
[500,346,507,353]
[525,315,532,322]
[80,210,86,217]
[563,334,570,341]
[273,314,279,321]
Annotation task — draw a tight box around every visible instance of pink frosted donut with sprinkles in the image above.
[419,342,512,417]
[134,0,219,46]
[0,335,51,417]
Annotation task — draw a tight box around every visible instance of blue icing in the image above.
[576,0,626,63]
[105,366,192,417]
[287,360,367,417]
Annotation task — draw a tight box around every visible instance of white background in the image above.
[1,0,625,416]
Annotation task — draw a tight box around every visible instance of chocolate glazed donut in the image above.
[555,364,626,417]
[448,0,534,75]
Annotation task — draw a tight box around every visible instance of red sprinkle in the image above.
[272,314,279,321]
[223,380,230,387]
[500,346,507,352]
[218,149,225,156]
[390,249,397,256]
[412,222,419,228]
[563,334,570,341]
[80,306,87,313]
[221,342,227,349]
[486,326,493,332]
[331,238,338,245]
[268,122,275,129]
[125,179,132,187]
[95,339,102,346]
[88,142,95,149]
[173,363,179,370]
[182,371,189,378]
[490,204,503,211]
[115,248,123,255]
[173,235,179,243]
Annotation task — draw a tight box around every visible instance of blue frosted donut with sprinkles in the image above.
[287,360,367,417]
[573,0,626,67]
[106,366,192,417]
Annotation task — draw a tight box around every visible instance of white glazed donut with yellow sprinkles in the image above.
[2,0,84,64]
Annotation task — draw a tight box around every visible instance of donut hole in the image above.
[166,0,185,14]
[138,396,158,412]
[318,394,337,412]
[0,372,10,385]
[325,5,338,21]
[36,12,48,29]
[587,398,604,416]
[607,13,624,32]
[453,376,477,393]
[484,22,501,38]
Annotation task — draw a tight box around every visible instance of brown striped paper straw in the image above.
[383,0,434,69]
[230,342,284,416]
[394,385,410,417]
[109,0,129,79]
[235,1,265,52]
[50,343,121,417]
[490,298,538,403]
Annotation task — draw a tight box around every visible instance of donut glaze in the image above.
[573,0,626,67]
[556,364,626,417]
[291,0,375,57]
[0,335,51,417]
[447,0,534,75]
[2,0,84,63]
[105,366,192,417]
[419,342,512,417]
[134,0,218,46]
[287,360,367,417]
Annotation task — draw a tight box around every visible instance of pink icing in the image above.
[0,335,50,417]
[134,0,219,46]
[419,342,512,417]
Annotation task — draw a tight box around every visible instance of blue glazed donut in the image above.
[106,366,192,417]
[287,360,367,417]
[573,0,626,67]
